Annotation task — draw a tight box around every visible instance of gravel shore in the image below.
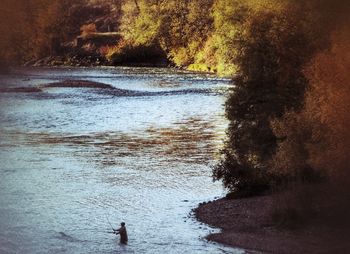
[195,194,350,254]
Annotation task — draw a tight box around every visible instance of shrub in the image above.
[101,39,167,66]
[170,47,192,67]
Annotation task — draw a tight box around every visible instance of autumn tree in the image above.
[213,0,342,195]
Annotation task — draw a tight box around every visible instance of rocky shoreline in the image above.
[25,55,170,68]
[195,194,350,254]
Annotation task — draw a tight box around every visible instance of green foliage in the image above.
[119,0,215,70]
[120,0,161,46]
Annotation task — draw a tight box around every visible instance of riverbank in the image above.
[25,58,221,76]
[195,191,350,254]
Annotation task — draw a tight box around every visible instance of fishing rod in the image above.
[106,215,117,234]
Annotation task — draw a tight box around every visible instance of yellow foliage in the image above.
[99,40,129,61]
[187,64,214,73]
[304,27,350,179]
[271,25,350,182]
[120,0,160,46]
[170,47,191,67]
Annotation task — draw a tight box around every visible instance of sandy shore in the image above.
[195,194,350,254]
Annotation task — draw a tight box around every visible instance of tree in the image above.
[213,0,338,195]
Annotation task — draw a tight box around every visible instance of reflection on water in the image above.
[0,67,242,254]
[6,117,222,165]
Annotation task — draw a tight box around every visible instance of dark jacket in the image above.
[116,226,128,244]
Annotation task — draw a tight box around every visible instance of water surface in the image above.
[0,67,242,253]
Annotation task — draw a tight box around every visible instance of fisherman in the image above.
[114,222,128,244]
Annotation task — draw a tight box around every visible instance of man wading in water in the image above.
[114,222,128,244]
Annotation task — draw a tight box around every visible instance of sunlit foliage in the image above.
[120,0,160,46]
[118,0,214,68]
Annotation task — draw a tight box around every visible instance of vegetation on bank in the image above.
[0,0,280,75]
[215,0,350,187]
[1,0,121,67]
[212,0,350,226]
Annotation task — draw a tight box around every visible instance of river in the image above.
[0,67,242,254]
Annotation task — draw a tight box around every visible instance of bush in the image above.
[170,47,192,67]
[102,40,167,66]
